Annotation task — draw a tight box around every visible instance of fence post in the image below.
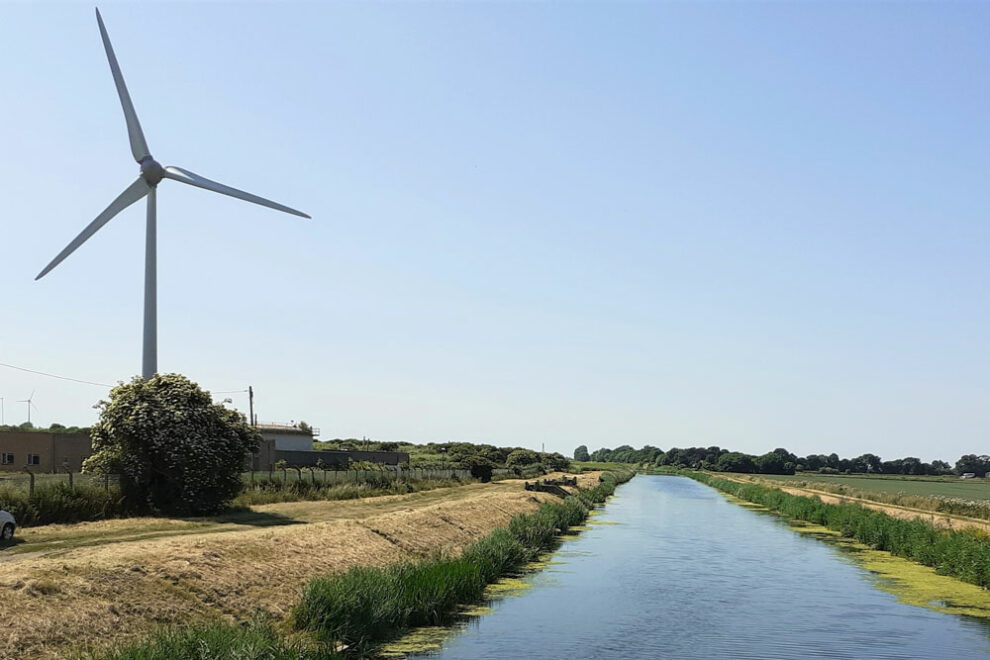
[24,468,35,496]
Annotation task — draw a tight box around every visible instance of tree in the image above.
[716,452,756,473]
[541,452,571,471]
[458,455,495,482]
[854,453,882,474]
[573,445,590,462]
[84,374,260,516]
[955,454,990,478]
[505,449,540,468]
[931,460,952,475]
[755,452,793,475]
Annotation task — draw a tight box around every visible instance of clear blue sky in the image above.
[1,2,988,462]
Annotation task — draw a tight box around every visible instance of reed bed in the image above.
[683,471,990,589]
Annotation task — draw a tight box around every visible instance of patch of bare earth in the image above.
[0,473,598,659]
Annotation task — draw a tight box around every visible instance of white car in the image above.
[0,510,15,541]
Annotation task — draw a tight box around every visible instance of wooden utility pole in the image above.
[248,386,255,426]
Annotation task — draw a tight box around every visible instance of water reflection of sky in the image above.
[413,476,990,660]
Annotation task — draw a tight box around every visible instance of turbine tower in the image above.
[17,391,38,425]
[37,8,310,379]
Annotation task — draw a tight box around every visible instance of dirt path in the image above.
[719,474,990,533]
[0,472,599,659]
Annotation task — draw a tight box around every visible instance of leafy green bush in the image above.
[85,374,260,516]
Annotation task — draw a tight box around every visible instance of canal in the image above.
[412,475,990,659]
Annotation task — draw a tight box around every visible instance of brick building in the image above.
[0,431,93,473]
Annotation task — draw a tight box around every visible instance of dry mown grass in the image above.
[0,472,597,659]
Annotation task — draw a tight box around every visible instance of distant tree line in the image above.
[317,439,570,479]
[575,444,989,477]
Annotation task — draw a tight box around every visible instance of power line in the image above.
[0,360,249,398]
[0,361,113,388]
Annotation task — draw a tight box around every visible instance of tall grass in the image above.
[91,619,333,660]
[294,469,633,650]
[682,470,990,589]
[233,476,467,507]
[757,476,990,521]
[0,475,468,527]
[0,482,127,527]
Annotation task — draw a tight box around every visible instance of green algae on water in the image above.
[787,520,990,622]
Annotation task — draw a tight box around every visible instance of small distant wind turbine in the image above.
[37,8,310,379]
[17,391,38,425]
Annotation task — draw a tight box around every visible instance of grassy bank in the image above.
[92,470,633,659]
[675,470,990,589]
[741,473,990,521]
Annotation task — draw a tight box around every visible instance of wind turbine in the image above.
[17,392,38,426]
[36,8,310,380]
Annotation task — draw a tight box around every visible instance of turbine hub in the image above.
[140,157,165,186]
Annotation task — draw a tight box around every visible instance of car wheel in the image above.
[1,524,13,541]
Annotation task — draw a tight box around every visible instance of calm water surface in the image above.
[416,475,990,659]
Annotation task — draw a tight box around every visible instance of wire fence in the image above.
[0,471,120,491]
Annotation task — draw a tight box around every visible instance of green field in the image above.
[752,473,990,500]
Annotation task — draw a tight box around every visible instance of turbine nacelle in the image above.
[139,157,165,186]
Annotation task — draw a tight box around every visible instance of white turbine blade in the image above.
[36,178,151,280]
[96,8,150,164]
[163,166,310,218]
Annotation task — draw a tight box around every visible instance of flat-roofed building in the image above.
[0,431,93,473]
[256,422,319,452]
